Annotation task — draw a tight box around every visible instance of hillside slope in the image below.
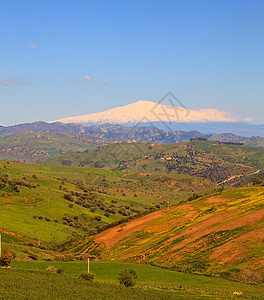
[0,160,213,254]
[89,186,264,282]
[45,141,264,184]
[0,132,110,163]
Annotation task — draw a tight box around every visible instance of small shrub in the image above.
[0,248,16,266]
[188,193,200,201]
[57,267,65,274]
[79,271,95,282]
[253,177,263,185]
[90,207,96,213]
[55,253,75,262]
[46,265,57,272]
[95,215,102,221]
[43,256,54,262]
[64,193,74,201]
[82,226,88,231]
[88,229,97,235]
[217,186,225,193]
[118,269,137,287]
[28,252,38,261]
[37,244,47,250]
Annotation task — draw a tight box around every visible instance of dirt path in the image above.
[0,228,34,242]
[217,169,261,186]
[94,209,167,248]
[4,198,49,207]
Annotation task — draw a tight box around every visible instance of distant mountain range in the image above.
[0,121,264,164]
[53,100,264,137]
[0,121,264,147]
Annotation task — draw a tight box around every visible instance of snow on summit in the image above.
[53,100,236,125]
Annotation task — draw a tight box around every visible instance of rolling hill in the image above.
[86,185,264,283]
[45,140,264,185]
[0,131,111,163]
[0,160,213,257]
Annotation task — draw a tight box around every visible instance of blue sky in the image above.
[0,0,264,125]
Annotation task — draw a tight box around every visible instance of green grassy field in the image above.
[0,268,189,300]
[8,261,264,299]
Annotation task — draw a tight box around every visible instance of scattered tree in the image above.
[0,248,16,266]
[118,268,137,287]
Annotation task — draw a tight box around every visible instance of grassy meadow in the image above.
[3,261,263,299]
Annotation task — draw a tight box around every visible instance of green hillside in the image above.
[0,160,213,256]
[90,186,264,283]
[0,131,110,163]
[45,140,264,184]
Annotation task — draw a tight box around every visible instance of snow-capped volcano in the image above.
[53,100,236,125]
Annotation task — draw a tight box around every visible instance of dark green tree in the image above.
[118,269,138,287]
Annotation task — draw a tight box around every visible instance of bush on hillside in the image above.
[57,267,65,274]
[0,248,16,266]
[95,216,102,221]
[253,177,263,185]
[79,271,95,282]
[188,193,200,201]
[28,252,38,261]
[118,269,138,287]
[64,193,74,202]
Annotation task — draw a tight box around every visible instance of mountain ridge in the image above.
[0,121,263,151]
